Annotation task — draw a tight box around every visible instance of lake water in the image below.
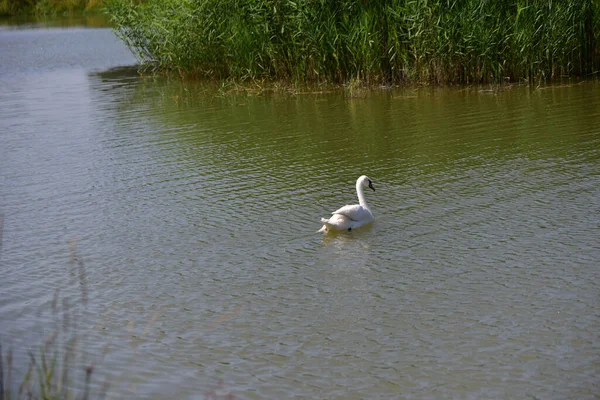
[1,19,599,400]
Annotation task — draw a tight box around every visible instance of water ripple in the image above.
[1,26,599,399]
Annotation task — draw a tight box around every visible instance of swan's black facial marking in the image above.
[368,179,375,191]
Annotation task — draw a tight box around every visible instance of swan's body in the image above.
[318,175,375,233]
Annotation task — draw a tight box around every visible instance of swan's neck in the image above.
[356,181,370,210]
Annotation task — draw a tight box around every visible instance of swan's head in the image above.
[358,175,375,191]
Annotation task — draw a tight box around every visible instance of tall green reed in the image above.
[107,0,599,85]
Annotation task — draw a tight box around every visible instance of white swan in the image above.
[318,175,375,233]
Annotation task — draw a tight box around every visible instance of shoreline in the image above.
[0,0,109,17]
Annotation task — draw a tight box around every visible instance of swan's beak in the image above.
[369,181,375,191]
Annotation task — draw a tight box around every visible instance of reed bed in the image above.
[107,0,599,85]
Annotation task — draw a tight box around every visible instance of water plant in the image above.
[0,292,98,400]
[0,240,100,400]
[106,0,600,85]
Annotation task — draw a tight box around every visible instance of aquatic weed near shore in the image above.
[0,290,102,400]
[0,238,104,400]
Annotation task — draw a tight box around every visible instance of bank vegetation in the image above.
[0,0,111,15]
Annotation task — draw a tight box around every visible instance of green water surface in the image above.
[1,21,599,399]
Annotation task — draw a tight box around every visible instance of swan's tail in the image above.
[317,218,329,233]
